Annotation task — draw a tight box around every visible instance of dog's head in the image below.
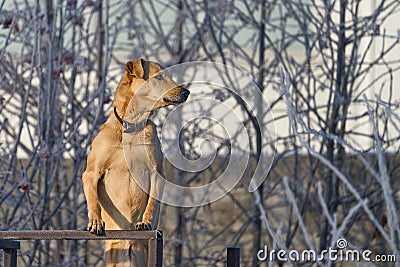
[122,59,189,111]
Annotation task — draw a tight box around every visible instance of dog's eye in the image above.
[154,74,164,80]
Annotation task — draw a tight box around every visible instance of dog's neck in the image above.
[113,107,148,133]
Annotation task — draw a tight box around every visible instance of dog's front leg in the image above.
[135,197,159,231]
[82,127,119,235]
[82,170,105,235]
[82,168,105,235]
[136,171,163,231]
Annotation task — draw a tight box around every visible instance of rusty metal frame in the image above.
[0,240,20,267]
[0,230,163,267]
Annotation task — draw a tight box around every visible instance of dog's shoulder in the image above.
[91,122,123,147]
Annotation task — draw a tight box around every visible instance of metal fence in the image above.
[0,231,240,267]
[0,230,163,267]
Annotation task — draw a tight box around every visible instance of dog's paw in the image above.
[87,213,105,235]
[135,221,153,231]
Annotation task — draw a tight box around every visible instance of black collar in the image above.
[113,107,146,133]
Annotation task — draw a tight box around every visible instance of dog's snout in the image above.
[181,88,190,99]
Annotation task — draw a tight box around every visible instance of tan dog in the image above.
[82,59,189,266]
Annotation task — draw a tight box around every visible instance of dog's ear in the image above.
[125,59,145,79]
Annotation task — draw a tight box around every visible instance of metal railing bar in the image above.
[0,230,160,240]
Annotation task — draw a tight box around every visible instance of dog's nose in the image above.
[181,88,190,99]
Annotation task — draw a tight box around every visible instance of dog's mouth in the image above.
[163,88,190,104]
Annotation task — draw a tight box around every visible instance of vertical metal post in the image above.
[147,231,163,267]
[148,237,156,267]
[4,249,18,267]
[227,247,240,267]
[1,240,20,267]
[156,231,163,267]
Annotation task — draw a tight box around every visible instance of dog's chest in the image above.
[101,155,149,218]
[122,126,163,169]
